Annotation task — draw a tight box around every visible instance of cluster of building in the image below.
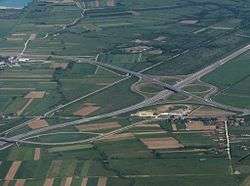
[0,56,29,70]
[131,108,191,119]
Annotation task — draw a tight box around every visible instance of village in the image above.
[0,55,29,69]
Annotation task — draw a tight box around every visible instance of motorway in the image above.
[84,60,181,93]
[0,77,131,137]
[174,45,250,88]
[1,44,250,149]
[82,45,250,113]
[43,76,130,117]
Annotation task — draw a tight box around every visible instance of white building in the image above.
[18,58,29,62]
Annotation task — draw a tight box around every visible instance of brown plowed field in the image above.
[50,63,68,69]
[97,176,107,186]
[28,118,49,129]
[76,122,121,131]
[141,137,184,150]
[74,105,100,117]
[64,177,73,186]
[25,91,45,99]
[187,121,216,131]
[5,161,22,180]
[15,179,26,186]
[43,178,54,186]
[34,148,41,160]
[81,177,88,186]
[102,133,134,142]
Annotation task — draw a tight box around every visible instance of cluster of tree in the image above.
[0,55,8,61]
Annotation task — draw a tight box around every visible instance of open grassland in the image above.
[85,78,144,114]
[0,61,123,116]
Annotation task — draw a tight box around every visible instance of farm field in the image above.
[0,0,250,185]
[202,50,250,108]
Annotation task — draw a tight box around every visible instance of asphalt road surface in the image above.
[1,44,250,149]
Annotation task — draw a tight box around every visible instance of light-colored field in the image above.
[95,0,100,7]
[141,137,184,150]
[7,38,23,41]
[171,123,177,131]
[5,161,22,180]
[0,88,34,90]
[48,144,93,153]
[76,122,121,131]
[135,124,161,128]
[156,105,174,113]
[0,79,51,82]
[30,34,36,40]
[12,33,26,36]
[47,160,63,178]
[2,181,10,186]
[0,74,52,78]
[241,175,250,186]
[43,178,54,186]
[50,63,68,69]
[64,177,73,186]
[44,0,74,3]
[15,179,26,186]
[107,0,115,6]
[74,104,100,117]
[34,148,41,160]
[24,91,45,99]
[190,106,233,117]
[187,121,216,131]
[102,133,134,142]
[133,124,165,132]
[179,20,198,25]
[81,177,88,186]
[28,118,49,129]
[97,176,107,186]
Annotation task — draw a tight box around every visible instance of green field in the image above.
[0,0,250,185]
[203,50,250,108]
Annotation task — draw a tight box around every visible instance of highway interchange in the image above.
[1,0,250,150]
[1,44,250,149]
